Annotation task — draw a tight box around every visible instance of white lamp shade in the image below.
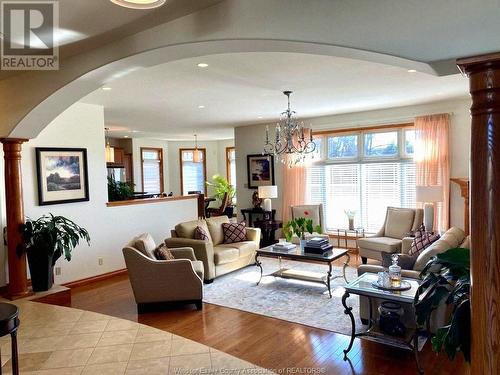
[258,185,278,199]
[416,185,443,203]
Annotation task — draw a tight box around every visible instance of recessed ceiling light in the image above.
[102,87,112,91]
[131,130,139,133]
[109,0,166,9]
[407,69,417,73]
[124,135,129,138]
[197,63,209,68]
[258,116,263,119]
[198,105,205,109]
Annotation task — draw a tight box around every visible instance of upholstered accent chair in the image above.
[357,207,424,263]
[289,204,328,241]
[165,216,261,282]
[357,227,469,332]
[122,233,203,311]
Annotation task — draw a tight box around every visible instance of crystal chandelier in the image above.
[263,91,316,167]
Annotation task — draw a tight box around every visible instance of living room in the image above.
[0,1,498,374]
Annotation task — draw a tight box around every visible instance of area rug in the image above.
[203,258,362,335]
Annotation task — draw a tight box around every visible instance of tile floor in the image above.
[0,300,271,374]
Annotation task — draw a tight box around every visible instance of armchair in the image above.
[122,234,203,311]
[357,207,423,263]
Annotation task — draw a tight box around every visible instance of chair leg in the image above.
[204,279,214,284]
[361,257,367,264]
[195,300,203,310]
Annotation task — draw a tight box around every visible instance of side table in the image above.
[253,219,283,247]
[328,228,365,253]
[241,208,276,227]
[0,303,20,375]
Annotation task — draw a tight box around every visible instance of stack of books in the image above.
[304,237,333,254]
[273,241,296,251]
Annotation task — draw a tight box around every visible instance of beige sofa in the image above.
[357,207,424,263]
[357,227,469,331]
[165,216,261,282]
[123,233,204,311]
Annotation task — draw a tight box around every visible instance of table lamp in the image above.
[258,185,278,212]
[416,185,443,232]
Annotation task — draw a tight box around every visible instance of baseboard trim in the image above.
[62,269,128,289]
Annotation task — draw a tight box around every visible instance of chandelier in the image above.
[263,91,316,167]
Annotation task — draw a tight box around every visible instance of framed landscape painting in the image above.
[247,154,275,189]
[36,148,89,205]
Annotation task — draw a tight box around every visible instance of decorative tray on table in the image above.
[371,280,412,291]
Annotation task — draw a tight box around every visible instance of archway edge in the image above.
[5,38,436,139]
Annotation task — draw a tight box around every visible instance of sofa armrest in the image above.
[164,238,215,281]
[401,237,414,254]
[169,247,197,262]
[246,227,261,246]
[357,264,421,279]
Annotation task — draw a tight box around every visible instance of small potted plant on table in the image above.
[21,214,90,292]
[283,217,322,249]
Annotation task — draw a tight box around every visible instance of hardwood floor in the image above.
[69,259,467,375]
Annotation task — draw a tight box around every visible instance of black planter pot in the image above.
[26,248,54,292]
[223,205,235,218]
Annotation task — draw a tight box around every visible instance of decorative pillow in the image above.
[222,222,247,244]
[408,230,440,256]
[154,243,175,260]
[414,224,426,238]
[194,226,210,241]
[381,252,417,270]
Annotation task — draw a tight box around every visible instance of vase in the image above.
[348,218,354,230]
[299,239,307,250]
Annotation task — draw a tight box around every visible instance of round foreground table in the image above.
[0,303,20,375]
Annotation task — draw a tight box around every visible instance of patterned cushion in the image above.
[194,226,210,241]
[222,222,247,244]
[414,224,426,238]
[381,252,417,270]
[154,243,175,260]
[408,230,440,256]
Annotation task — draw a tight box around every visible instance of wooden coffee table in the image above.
[255,245,350,298]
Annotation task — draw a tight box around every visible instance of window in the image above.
[141,148,163,194]
[226,147,236,187]
[180,148,206,195]
[307,126,415,232]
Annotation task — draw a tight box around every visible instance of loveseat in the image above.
[165,216,261,282]
[357,227,469,331]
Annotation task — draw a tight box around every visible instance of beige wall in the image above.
[235,97,471,231]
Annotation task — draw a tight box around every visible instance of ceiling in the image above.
[81,52,469,140]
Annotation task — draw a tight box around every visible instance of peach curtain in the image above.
[414,113,450,233]
[281,155,306,223]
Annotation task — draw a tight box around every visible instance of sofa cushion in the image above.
[381,252,417,270]
[206,216,230,245]
[222,222,247,244]
[154,243,175,260]
[384,207,415,239]
[194,226,210,241]
[213,246,239,265]
[132,233,156,259]
[218,241,257,258]
[175,220,212,243]
[357,236,402,253]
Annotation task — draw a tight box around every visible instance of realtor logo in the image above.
[1,1,59,70]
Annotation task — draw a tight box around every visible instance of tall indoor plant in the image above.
[206,174,236,216]
[21,214,91,291]
[414,247,470,362]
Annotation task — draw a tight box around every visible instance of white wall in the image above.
[0,103,198,286]
[235,97,471,230]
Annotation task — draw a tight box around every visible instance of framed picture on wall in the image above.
[36,148,90,205]
[247,154,275,189]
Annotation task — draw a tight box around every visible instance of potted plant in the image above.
[107,176,135,201]
[283,217,322,248]
[414,247,470,362]
[206,174,236,217]
[20,214,90,292]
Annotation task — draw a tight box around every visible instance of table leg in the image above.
[342,253,350,283]
[255,254,263,285]
[326,262,333,298]
[11,330,18,375]
[342,291,356,359]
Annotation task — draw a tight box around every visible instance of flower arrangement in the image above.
[344,209,356,230]
[283,217,322,242]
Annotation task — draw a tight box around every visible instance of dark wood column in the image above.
[457,53,500,374]
[0,139,30,299]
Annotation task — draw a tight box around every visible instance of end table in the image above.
[253,219,283,247]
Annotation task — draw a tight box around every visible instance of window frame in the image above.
[325,132,361,162]
[226,146,236,186]
[179,148,207,196]
[140,147,164,194]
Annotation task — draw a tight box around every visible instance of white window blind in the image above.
[181,150,206,195]
[142,149,162,194]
